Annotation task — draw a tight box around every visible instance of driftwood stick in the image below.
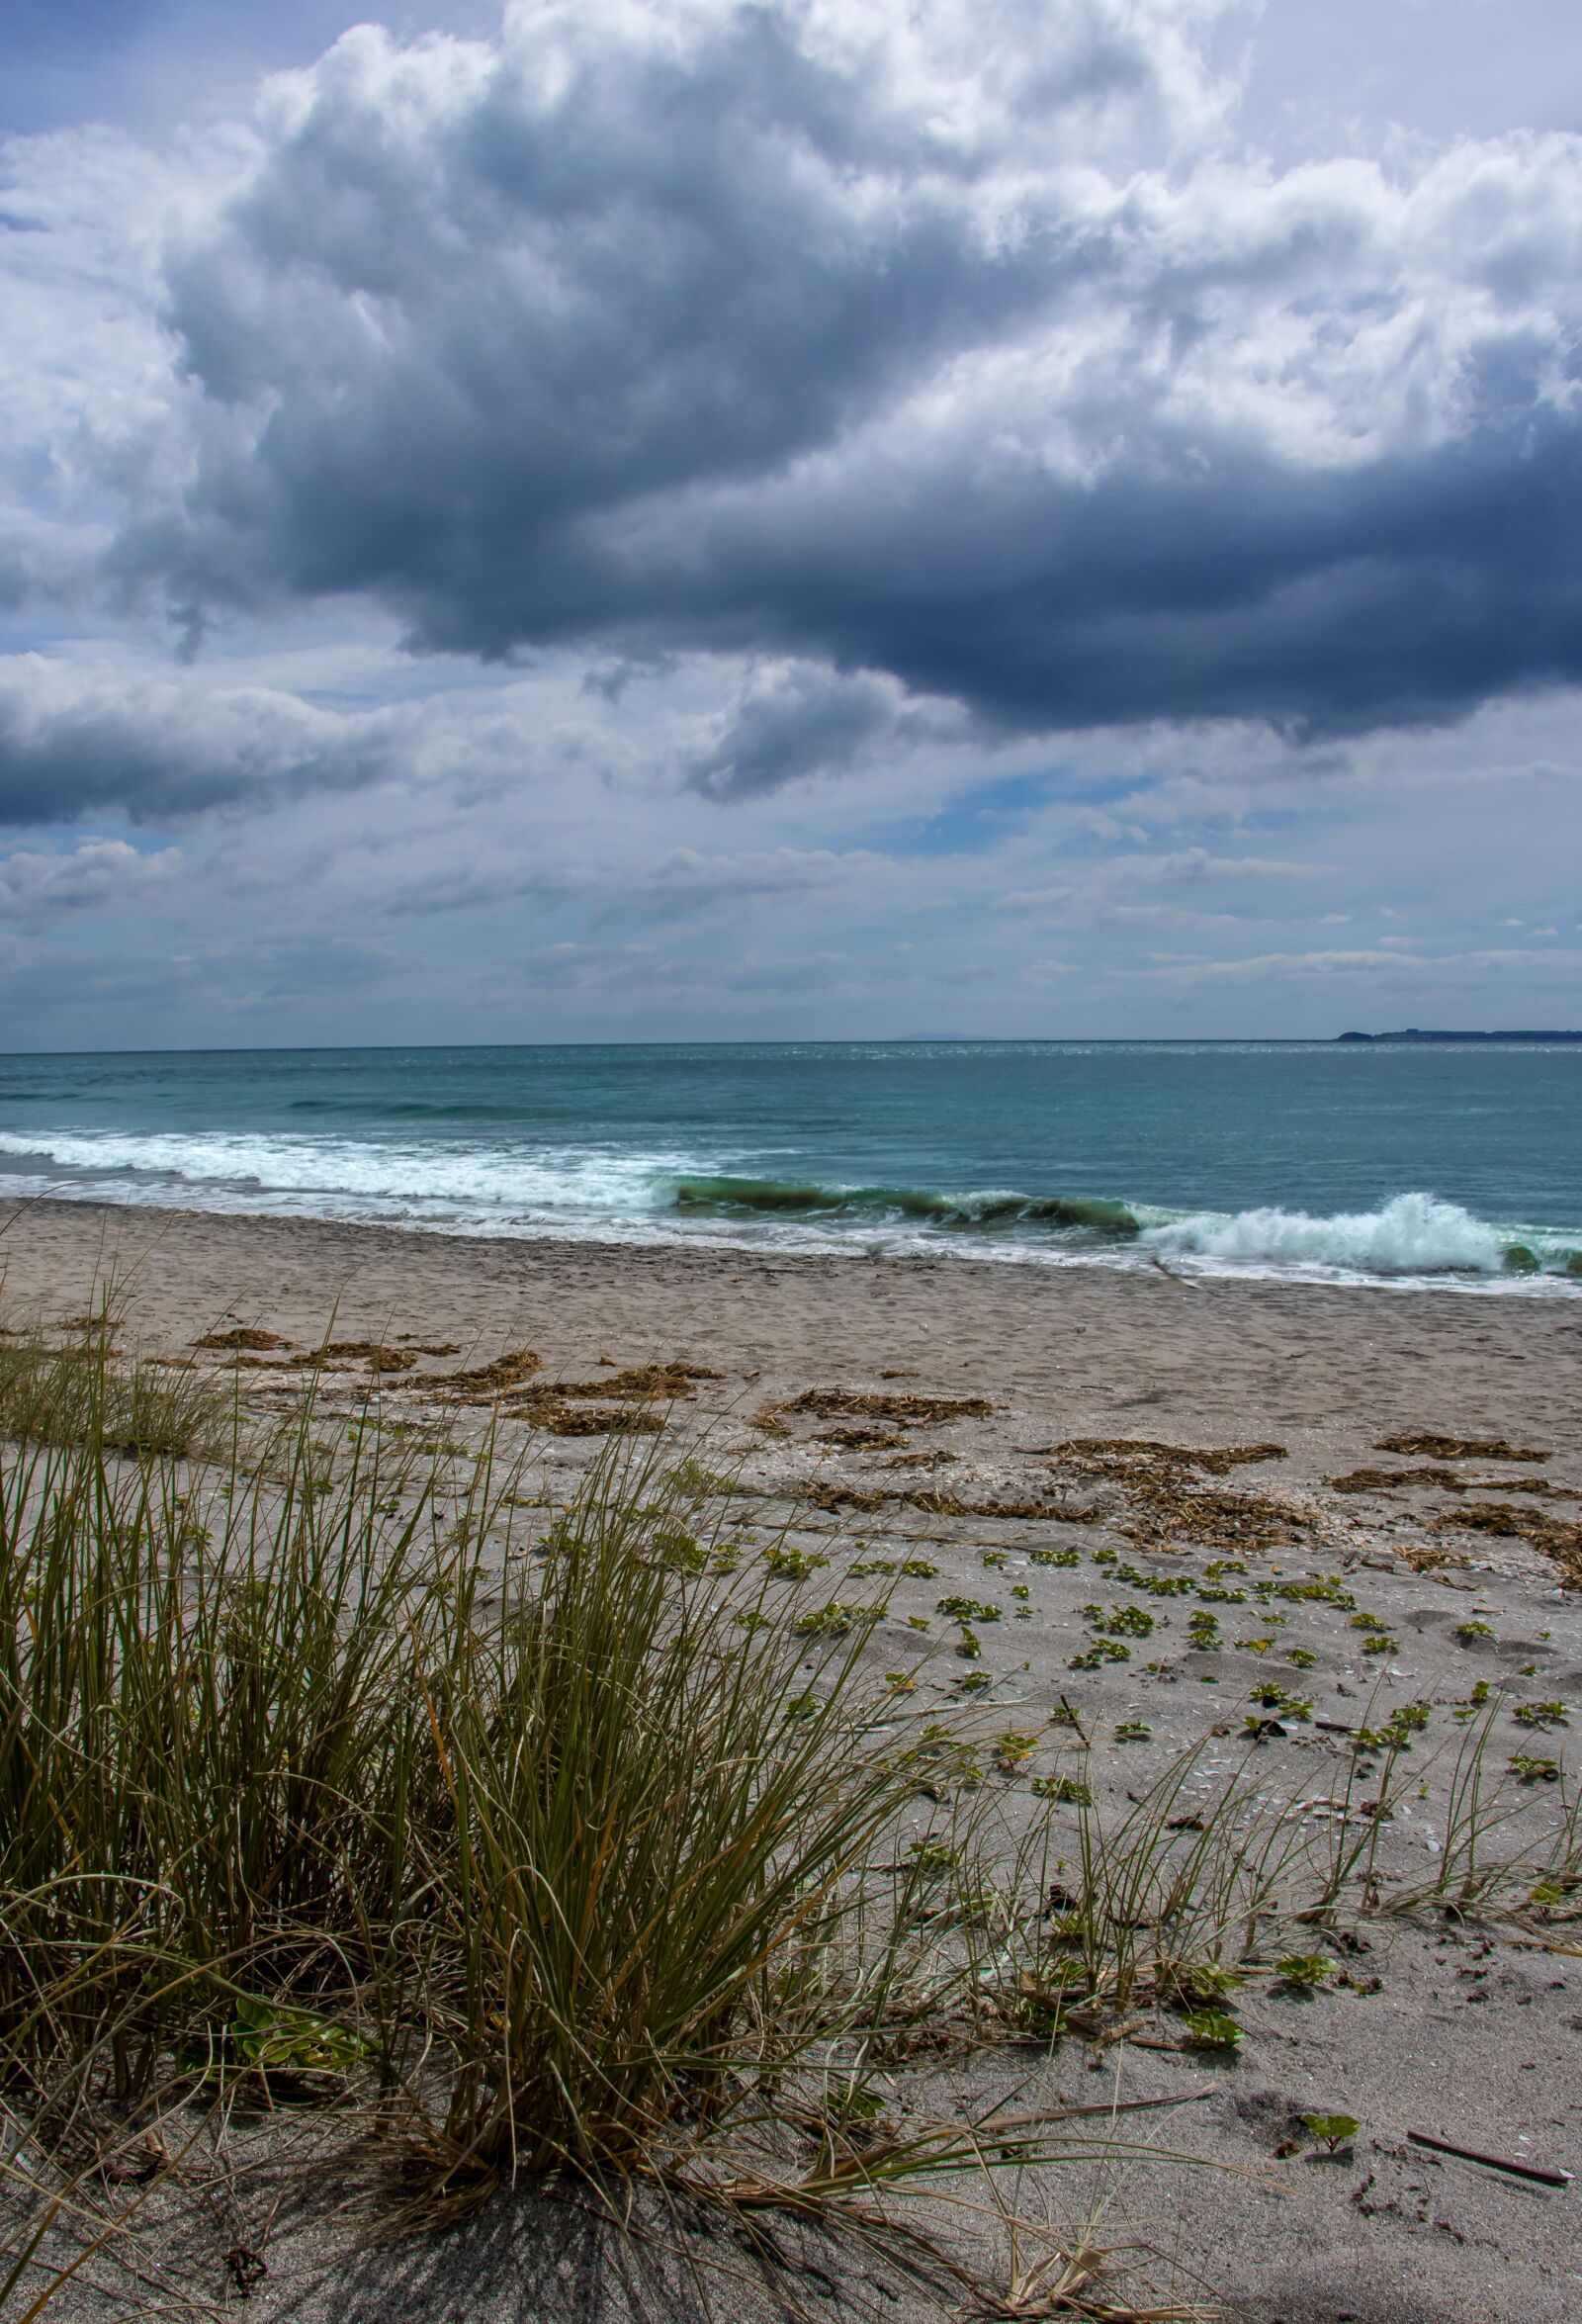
[1407,2130,1571,2189]
[1046,2085,1218,2121]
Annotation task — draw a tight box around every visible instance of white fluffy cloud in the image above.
[0,837,178,919]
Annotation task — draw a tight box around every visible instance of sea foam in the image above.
[1140,1190,1514,1276]
[0,1127,690,1222]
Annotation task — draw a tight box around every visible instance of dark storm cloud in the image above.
[103,2,1582,743]
[686,415,1582,739]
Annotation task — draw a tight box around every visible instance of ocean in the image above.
[0,1040,1577,1293]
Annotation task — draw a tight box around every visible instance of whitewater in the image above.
[0,1040,1576,1293]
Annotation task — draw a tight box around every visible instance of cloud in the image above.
[680,662,964,798]
[4,3,1582,1048]
[635,843,897,905]
[0,837,178,919]
[0,654,413,824]
[1000,846,1320,914]
[351,835,896,920]
[68,0,1582,745]
[1126,943,1582,985]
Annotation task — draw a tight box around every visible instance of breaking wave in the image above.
[0,1127,1575,1289]
[1138,1190,1573,1280]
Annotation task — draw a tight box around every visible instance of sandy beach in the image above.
[4,1197,1581,2323]
[3,1195,1578,1477]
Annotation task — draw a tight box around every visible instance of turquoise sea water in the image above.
[0,1041,1578,1292]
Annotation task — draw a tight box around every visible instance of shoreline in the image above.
[2,1180,1578,1294]
[1,1189,1578,1494]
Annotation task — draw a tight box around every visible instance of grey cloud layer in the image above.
[92,0,1582,743]
[0,646,973,828]
[680,663,965,797]
[0,656,408,822]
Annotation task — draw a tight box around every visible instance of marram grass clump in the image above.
[0,1309,1134,2311]
[0,1335,908,2141]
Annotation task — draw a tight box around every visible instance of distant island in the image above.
[1336,1028,1582,1043]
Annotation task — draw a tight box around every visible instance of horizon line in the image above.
[2,1030,1578,1061]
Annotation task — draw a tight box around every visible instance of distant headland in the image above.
[1336,1028,1582,1043]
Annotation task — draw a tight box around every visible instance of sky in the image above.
[1,0,1580,1048]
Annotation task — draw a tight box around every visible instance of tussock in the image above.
[0,1305,1169,2314]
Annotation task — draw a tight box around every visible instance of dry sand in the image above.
[3,1198,1581,2324]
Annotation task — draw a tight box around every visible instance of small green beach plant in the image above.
[1274,1953,1334,1991]
[1030,1775,1093,1807]
[1182,2010,1241,2051]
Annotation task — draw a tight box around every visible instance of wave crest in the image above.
[1141,1191,1527,1276]
[672,1177,1140,1234]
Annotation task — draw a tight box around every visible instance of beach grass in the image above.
[0,1309,1132,2310]
[2,1301,1577,2315]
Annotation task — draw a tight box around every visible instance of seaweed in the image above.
[1395,1544,1470,1572]
[1123,1477,1305,1553]
[537,1405,666,1437]
[437,1346,544,1394]
[1434,1501,1582,1585]
[789,1479,1104,1522]
[1330,1465,1463,1494]
[292,1340,417,1374]
[965,1494,1107,1522]
[1334,1464,1572,1499]
[804,1481,887,1514]
[541,1362,720,1400]
[1034,1437,1287,1475]
[495,1363,721,1431]
[1030,1438,1304,1552]
[1375,1432,1548,1463]
[772,1386,995,1424]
